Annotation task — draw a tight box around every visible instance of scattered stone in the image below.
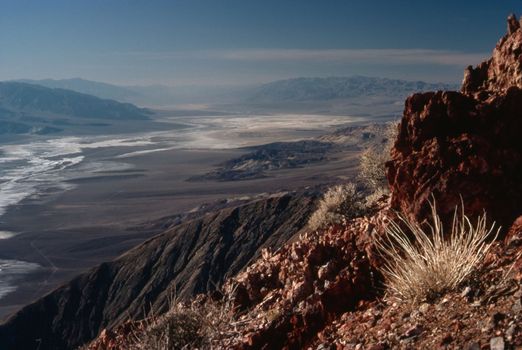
[418,303,430,314]
[512,299,522,313]
[367,343,387,350]
[508,13,520,34]
[506,324,516,341]
[400,324,424,339]
[440,334,453,345]
[490,312,506,328]
[490,337,505,350]
[461,286,472,297]
[464,342,480,350]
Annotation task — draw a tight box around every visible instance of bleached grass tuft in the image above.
[358,122,398,192]
[308,183,366,230]
[377,202,499,303]
[129,287,241,350]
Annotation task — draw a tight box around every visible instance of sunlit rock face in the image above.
[387,14,522,232]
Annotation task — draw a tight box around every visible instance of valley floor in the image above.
[0,112,368,320]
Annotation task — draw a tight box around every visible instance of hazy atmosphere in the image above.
[1,2,522,349]
[1,0,520,86]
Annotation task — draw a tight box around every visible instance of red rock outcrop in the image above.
[222,208,390,349]
[462,14,522,96]
[82,15,522,350]
[388,14,522,231]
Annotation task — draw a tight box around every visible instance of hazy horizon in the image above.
[2,0,521,87]
[12,74,462,89]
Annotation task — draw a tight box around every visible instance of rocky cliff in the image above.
[194,14,522,349]
[387,15,522,230]
[210,14,522,349]
[5,14,522,350]
[0,193,315,350]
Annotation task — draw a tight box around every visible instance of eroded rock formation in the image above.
[221,206,389,349]
[388,14,522,230]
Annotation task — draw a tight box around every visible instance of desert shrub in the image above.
[376,202,499,303]
[363,187,389,208]
[359,122,398,192]
[130,307,203,350]
[308,182,366,230]
[129,292,238,350]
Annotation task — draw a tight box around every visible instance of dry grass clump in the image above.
[377,203,499,303]
[308,182,366,230]
[359,122,398,192]
[129,306,202,350]
[129,292,238,350]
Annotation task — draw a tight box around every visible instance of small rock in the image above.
[508,13,520,34]
[440,334,453,345]
[490,312,506,328]
[367,343,386,350]
[471,301,481,308]
[461,286,472,297]
[490,337,505,350]
[419,303,430,314]
[481,318,494,333]
[512,299,522,313]
[317,263,330,280]
[464,342,480,350]
[401,324,424,339]
[506,324,516,341]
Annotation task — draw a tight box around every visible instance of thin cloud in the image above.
[108,48,489,67]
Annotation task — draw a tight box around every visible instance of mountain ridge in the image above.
[18,76,460,108]
[0,192,316,350]
[247,76,460,103]
[0,82,151,137]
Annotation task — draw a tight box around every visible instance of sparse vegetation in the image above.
[308,182,366,230]
[308,122,399,231]
[377,202,499,303]
[358,122,398,192]
[130,306,203,350]
[129,292,239,350]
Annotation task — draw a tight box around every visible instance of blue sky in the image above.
[0,0,520,86]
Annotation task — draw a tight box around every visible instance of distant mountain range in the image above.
[0,82,151,137]
[17,78,187,107]
[246,76,460,103]
[17,78,141,103]
[17,76,460,108]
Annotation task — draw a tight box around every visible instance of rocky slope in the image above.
[0,192,316,350]
[196,15,522,349]
[225,14,522,349]
[387,15,522,231]
[5,14,522,350]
